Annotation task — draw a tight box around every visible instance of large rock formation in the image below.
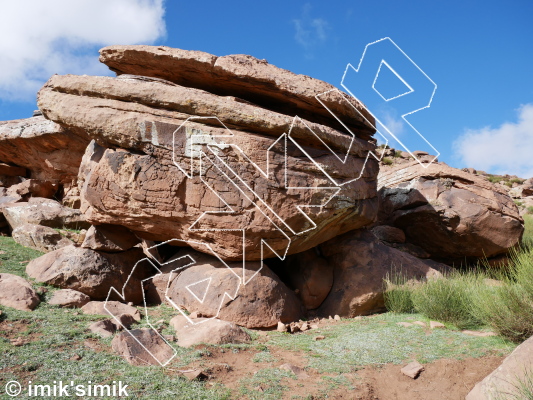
[37,46,380,261]
[377,160,524,263]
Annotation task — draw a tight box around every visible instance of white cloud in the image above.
[0,0,166,102]
[453,104,533,178]
[292,4,329,50]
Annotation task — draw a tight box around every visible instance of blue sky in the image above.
[1,0,532,176]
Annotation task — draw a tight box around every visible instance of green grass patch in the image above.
[266,313,513,373]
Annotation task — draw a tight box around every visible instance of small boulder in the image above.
[3,199,89,230]
[12,223,73,253]
[0,273,40,311]
[26,245,151,304]
[167,260,303,328]
[48,289,90,308]
[111,328,175,366]
[110,313,137,330]
[89,319,116,338]
[82,301,141,322]
[169,316,251,348]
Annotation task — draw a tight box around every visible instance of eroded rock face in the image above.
[315,230,449,317]
[26,246,151,304]
[377,161,524,263]
[0,273,40,311]
[37,63,379,261]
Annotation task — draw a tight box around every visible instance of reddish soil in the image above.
[164,344,503,399]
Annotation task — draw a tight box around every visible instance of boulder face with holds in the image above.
[37,44,381,261]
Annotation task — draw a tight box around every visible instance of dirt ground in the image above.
[1,317,503,399]
[167,343,502,399]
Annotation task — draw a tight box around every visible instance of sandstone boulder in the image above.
[3,198,89,231]
[26,246,152,304]
[88,319,116,338]
[48,289,90,308]
[314,229,449,317]
[38,57,379,261]
[12,223,72,252]
[0,273,40,311]
[167,258,303,328]
[0,116,89,186]
[467,334,533,399]
[82,301,141,322]
[81,224,140,252]
[169,315,251,347]
[111,328,175,366]
[378,161,524,263]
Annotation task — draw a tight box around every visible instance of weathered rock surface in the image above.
[12,223,73,252]
[99,45,375,137]
[81,224,140,252]
[314,229,449,317]
[167,257,303,328]
[38,61,379,261]
[0,116,89,185]
[81,301,141,322]
[467,334,533,399]
[0,273,40,311]
[48,289,91,308]
[111,328,174,366]
[26,246,151,304]
[169,315,251,347]
[3,198,89,231]
[378,161,524,263]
